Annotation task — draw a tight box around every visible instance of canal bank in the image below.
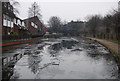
[86,37,120,74]
[1,37,43,51]
[1,34,61,51]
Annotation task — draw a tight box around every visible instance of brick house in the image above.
[24,16,44,36]
[2,2,45,40]
[13,17,28,36]
[2,2,28,38]
[2,2,15,36]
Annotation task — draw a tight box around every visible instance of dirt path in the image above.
[86,37,119,54]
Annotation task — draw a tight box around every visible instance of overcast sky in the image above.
[16,0,119,25]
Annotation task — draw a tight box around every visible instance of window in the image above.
[31,22,34,27]
[4,3,7,8]
[8,20,10,27]
[3,14,14,28]
[22,22,25,27]
[31,22,38,28]
[7,16,11,27]
[14,18,16,24]
[17,19,21,26]
[11,22,13,28]
[3,19,7,26]
[10,6,13,12]
[11,19,14,28]
[8,4,10,10]
[3,15,7,26]
[35,25,38,28]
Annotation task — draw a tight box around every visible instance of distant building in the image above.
[24,16,44,36]
[62,21,85,36]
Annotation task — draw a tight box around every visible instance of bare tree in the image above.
[48,16,62,33]
[85,15,102,37]
[10,0,20,15]
[28,2,42,20]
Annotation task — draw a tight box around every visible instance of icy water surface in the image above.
[3,37,119,79]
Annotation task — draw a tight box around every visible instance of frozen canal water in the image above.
[3,37,119,79]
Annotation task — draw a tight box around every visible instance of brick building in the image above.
[1,2,45,40]
[2,2,28,36]
[24,16,44,36]
[13,17,28,36]
[62,21,85,36]
[2,2,15,36]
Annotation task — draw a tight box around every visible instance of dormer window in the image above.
[17,19,21,26]
[8,17,11,27]
[14,18,17,24]
[10,6,13,12]
[35,25,38,28]
[3,14,7,26]
[31,22,34,27]
[8,4,10,10]
[31,22,38,28]
[22,22,25,27]
[4,3,7,8]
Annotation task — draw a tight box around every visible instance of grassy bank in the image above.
[103,39,120,44]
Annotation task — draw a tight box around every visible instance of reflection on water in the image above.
[28,55,41,74]
[3,37,119,79]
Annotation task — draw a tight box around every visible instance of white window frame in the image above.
[14,18,17,24]
[17,19,21,26]
[8,20,10,27]
[11,21,13,28]
[22,22,25,27]
[31,22,34,27]
[4,3,7,8]
[31,22,38,28]
[3,15,7,26]
[35,25,38,28]
[8,4,10,10]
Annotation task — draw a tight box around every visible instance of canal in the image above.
[2,37,119,79]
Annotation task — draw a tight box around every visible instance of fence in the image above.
[2,35,31,42]
[84,33,119,40]
[95,34,119,40]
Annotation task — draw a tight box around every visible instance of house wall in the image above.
[2,2,44,39]
[24,17,43,36]
[2,2,14,36]
[0,1,2,37]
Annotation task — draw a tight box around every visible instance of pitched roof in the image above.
[23,16,40,22]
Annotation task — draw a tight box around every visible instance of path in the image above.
[86,37,119,54]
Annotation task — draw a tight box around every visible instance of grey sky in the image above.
[16,0,118,25]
